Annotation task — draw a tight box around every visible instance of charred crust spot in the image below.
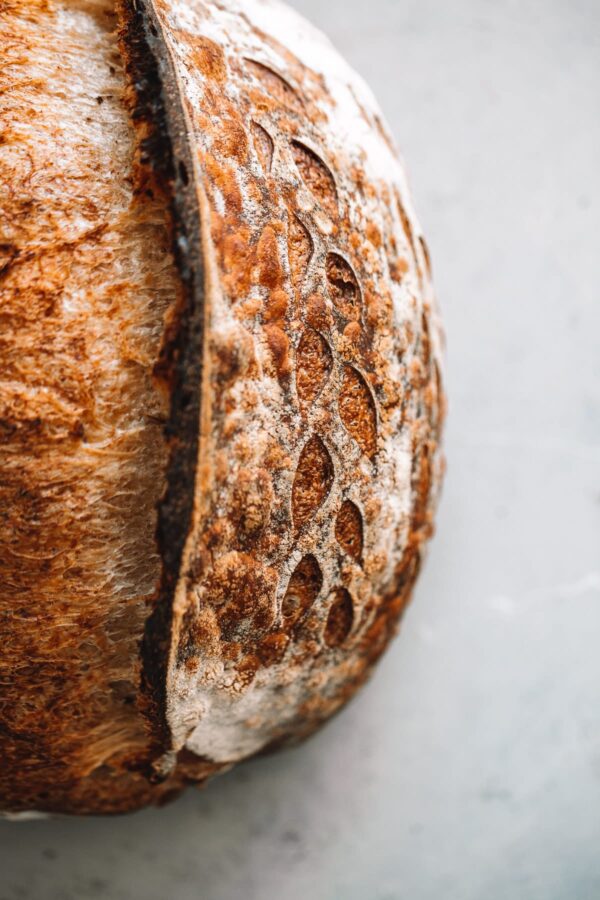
[296,328,332,412]
[245,59,302,110]
[178,159,189,185]
[281,555,323,628]
[338,366,377,458]
[324,588,354,647]
[251,120,274,173]
[291,141,338,219]
[335,500,363,562]
[325,253,361,320]
[0,242,20,277]
[291,435,334,529]
[119,4,173,182]
[287,214,312,289]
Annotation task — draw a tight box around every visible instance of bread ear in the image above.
[0,0,444,815]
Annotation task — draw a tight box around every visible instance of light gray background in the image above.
[2,1,599,898]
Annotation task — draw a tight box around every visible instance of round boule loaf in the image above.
[0,0,445,815]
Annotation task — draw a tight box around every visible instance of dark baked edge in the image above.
[118,0,205,775]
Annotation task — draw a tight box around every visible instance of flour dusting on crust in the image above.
[146,0,445,765]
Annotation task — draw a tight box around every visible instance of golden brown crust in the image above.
[0,0,445,814]
[0,0,183,813]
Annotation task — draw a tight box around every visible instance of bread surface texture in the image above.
[0,0,186,812]
[0,0,445,814]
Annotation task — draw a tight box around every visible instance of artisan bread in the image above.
[0,0,445,814]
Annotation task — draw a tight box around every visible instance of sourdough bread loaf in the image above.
[0,0,445,814]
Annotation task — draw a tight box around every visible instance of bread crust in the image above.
[0,0,445,814]
[0,0,180,812]
[141,0,446,769]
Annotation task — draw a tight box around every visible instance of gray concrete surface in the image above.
[1,1,599,898]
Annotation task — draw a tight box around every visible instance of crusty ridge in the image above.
[115,0,208,784]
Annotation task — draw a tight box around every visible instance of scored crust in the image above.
[0,0,445,814]
[141,0,445,773]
